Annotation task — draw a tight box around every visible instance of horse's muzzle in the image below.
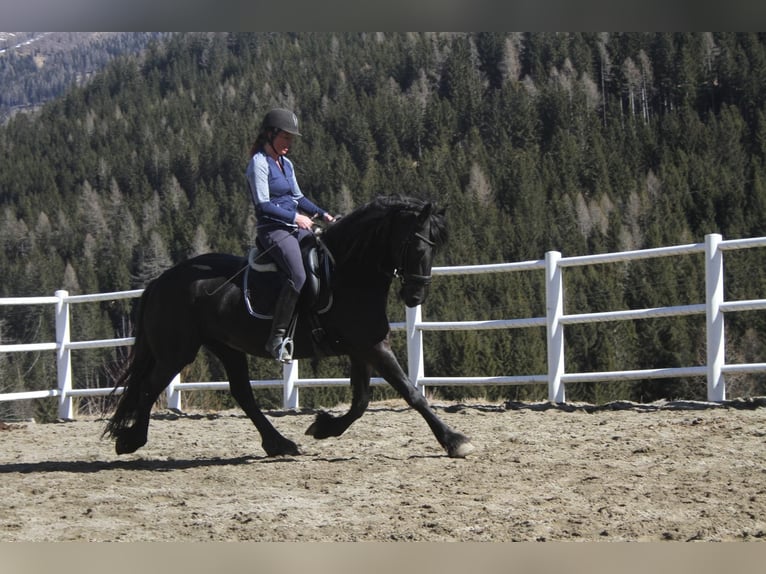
[400,283,430,307]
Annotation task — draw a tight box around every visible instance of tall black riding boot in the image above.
[266,284,301,363]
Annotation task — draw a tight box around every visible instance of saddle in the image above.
[243,233,334,321]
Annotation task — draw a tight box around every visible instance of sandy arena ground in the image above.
[1,398,765,542]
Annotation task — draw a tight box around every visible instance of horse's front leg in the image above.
[365,339,475,458]
[305,356,372,439]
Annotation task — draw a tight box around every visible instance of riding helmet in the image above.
[262,108,301,136]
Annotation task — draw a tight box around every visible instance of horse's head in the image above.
[322,196,447,306]
[392,201,446,307]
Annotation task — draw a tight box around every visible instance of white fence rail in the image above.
[2,233,766,419]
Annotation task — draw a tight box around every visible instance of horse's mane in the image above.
[322,196,447,267]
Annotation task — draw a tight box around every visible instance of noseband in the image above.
[395,231,436,288]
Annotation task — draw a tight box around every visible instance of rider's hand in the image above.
[295,213,315,229]
[323,212,336,223]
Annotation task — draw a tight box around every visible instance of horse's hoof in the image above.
[263,438,301,457]
[448,441,475,458]
[304,411,335,439]
[305,422,332,439]
[115,436,145,455]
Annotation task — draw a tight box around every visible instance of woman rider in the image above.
[246,108,335,362]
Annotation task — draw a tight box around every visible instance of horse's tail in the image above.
[102,280,157,439]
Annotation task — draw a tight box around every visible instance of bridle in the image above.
[394,228,436,289]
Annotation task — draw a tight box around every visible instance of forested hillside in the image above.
[2,32,766,420]
[0,32,170,123]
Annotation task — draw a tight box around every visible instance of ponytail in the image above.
[249,128,278,158]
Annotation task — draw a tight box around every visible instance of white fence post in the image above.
[55,290,74,419]
[546,251,565,403]
[406,305,425,396]
[283,359,299,409]
[166,373,182,411]
[705,233,726,402]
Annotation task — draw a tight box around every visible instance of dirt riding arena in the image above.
[2,398,766,542]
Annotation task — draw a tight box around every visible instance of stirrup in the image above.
[276,337,294,364]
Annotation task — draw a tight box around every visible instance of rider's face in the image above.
[271,130,294,156]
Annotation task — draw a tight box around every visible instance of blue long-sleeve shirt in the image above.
[245,149,326,230]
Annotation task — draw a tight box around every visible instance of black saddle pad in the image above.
[243,237,333,319]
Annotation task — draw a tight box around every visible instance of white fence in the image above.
[2,233,766,419]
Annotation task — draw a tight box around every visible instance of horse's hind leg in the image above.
[305,356,372,439]
[206,342,300,456]
[115,361,179,455]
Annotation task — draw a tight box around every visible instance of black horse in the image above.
[104,196,474,458]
